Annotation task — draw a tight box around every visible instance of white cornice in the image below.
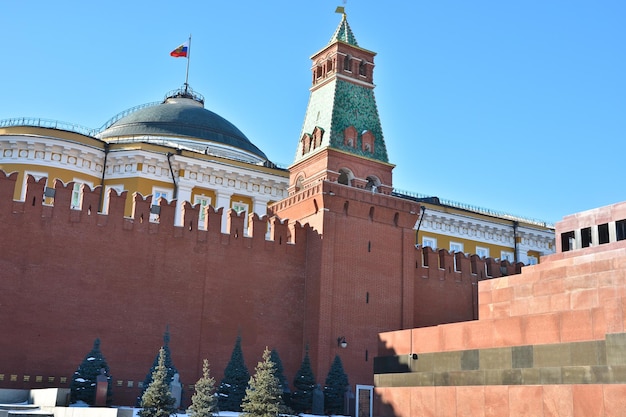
[420,209,555,252]
[0,135,288,200]
[1,135,105,177]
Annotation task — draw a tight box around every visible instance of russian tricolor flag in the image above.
[170,41,189,58]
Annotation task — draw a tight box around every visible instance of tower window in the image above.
[312,126,324,149]
[362,130,375,153]
[365,176,379,192]
[359,60,366,76]
[343,55,352,72]
[295,176,304,192]
[301,134,312,155]
[338,168,351,186]
[343,126,357,147]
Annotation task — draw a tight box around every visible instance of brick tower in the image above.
[289,10,394,198]
[271,11,420,388]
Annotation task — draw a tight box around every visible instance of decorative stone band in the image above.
[374,332,626,387]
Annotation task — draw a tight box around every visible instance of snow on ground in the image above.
[126,410,343,417]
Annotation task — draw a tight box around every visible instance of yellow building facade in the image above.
[0,87,554,263]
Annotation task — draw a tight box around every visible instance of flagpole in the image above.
[184,34,191,94]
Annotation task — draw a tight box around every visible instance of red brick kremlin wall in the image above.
[0,171,309,406]
[0,171,520,406]
[271,181,521,389]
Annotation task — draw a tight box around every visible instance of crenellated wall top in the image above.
[0,170,312,248]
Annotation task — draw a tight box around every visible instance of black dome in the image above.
[98,92,267,162]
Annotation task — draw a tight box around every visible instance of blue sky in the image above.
[1,1,624,224]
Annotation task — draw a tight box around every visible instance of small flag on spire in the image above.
[335,6,345,14]
[170,41,189,58]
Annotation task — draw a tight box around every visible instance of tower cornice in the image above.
[310,41,377,61]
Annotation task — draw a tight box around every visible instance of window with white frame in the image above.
[501,251,515,262]
[422,237,437,249]
[152,188,170,206]
[194,195,212,228]
[450,242,464,253]
[476,246,489,259]
[102,184,124,214]
[527,256,538,265]
[232,201,249,235]
[71,179,93,210]
[232,201,248,215]
[23,171,48,202]
[150,187,171,221]
[450,242,464,272]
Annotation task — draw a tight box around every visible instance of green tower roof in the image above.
[294,13,389,166]
[329,13,359,46]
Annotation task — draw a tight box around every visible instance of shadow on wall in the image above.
[372,339,405,417]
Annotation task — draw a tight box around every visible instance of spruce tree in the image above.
[70,338,113,406]
[291,347,316,413]
[217,335,250,411]
[323,355,349,415]
[139,347,176,417]
[242,347,290,417]
[138,328,180,405]
[269,349,289,394]
[187,359,218,417]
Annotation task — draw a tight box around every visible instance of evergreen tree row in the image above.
[70,333,349,416]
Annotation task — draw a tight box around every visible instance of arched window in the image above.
[338,168,352,186]
[359,60,366,76]
[295,176,304,192]
[365,176,380,192]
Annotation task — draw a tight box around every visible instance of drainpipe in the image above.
[166,152,178,200]
[513,221,519,264]
[414,206,427,247]
[98,142,110,213]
